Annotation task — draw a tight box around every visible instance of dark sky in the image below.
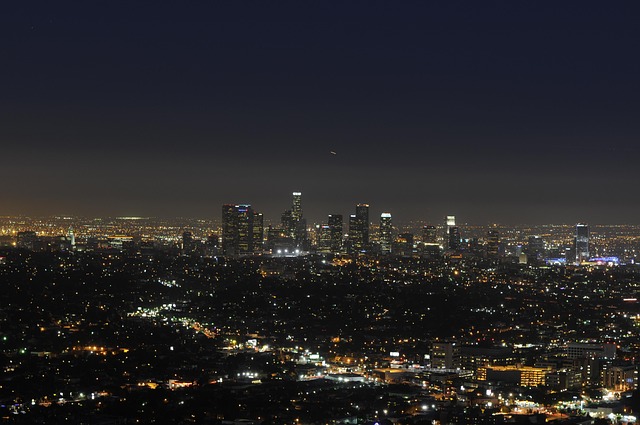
[2,2,640,225]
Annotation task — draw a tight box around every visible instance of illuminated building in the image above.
[317,225,332,253]
[392,232,414,257]
[575,223,589,263]
[292,192,302,223]
[448,226,461,251]
[479,365,551,387]
[349,204,369,253]
[379,213,392,254]
[422,225,437,244]
[222,204,261,257]
[566,342,616,360]
[446,216,460,251]
[253,212,264,253]
[431,342,460,369]
[446,215,456,226]
[282,191,306,248]
[328,214,343,254]
[486,229,499,257]
[526,235,545,260]
[602,365,637,391]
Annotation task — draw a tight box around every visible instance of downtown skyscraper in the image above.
[349,204,369,254]
[575,223,590,263]
[379,213,393,254]
[222,204,263,257]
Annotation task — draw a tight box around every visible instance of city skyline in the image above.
[2,3,640,223]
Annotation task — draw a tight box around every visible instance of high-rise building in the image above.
[575,223,589,263]
[486,229,499,257]
[379,213,393,254]
[446,215,456,229]
[526,235,545,260]
[317,225,332,253]
[446,215,457,250]
[253,212,264,253]
[222,204,239,256]
[292,192,302,223]
[422,225,437,244]
[448,226,461,251]
[222,204,260,257]
[235,205,254,256]
[282,191,306,248]
[281,209,294,238]
[328,214,343,254]
[349,204,369,253]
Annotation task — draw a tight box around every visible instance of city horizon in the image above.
[4,3,640,423]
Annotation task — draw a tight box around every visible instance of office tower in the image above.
[236,205,254,255]
[253,212,264,253]
[431,342,460,369]
[445,215,456,248]
[317,225,332,253]
[222,204,239,257]
[292,192,302,223]
[282,191,307,247]
[349,204,369,253]
[446,215,456,229]
[281,209,295,238]
[575,223,589,263]
[448,226,461,251]
[379,213,393,254]
[422,225,437,244]
[222,204,258,257]
[526,235,545,260]
[328,214,343,253]
[486,229,499,257]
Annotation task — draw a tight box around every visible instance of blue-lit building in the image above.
[575,223,589,263]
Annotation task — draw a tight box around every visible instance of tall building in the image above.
[317,225,332,253]
[281,209,295,238]
[282,191,306,248]
[379,213,393,254]
[253,212,264,253]
[222,204,261,257]
[222,204,239,257]
[448,226,461,251]
[575,223,589,263]
[235,205,254,256]
[446,215,456,231]
[327,214,343,254]
[445,215,459,250]
[422,225,437,244]
[292,192,302,223]
[526,235,545,260]
[349,204,369,253]
[486,229,499,257]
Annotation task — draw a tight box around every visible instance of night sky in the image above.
[2,2,640,224]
